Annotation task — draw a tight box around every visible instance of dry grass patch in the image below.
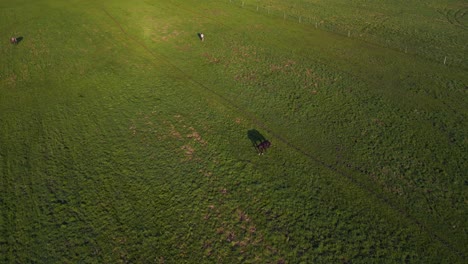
[186,126,207,145]
[203,53,221,64]
[180,144,195,160]
[1,74,18,88]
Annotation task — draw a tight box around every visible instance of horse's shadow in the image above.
[248,129,272,155]
[247,129,266,147]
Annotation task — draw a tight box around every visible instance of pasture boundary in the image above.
[100,7,465,260]
[224,0,467,69]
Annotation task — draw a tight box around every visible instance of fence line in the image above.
[223,0,466,68]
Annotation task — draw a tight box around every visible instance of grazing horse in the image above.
[256,140,271,155]
[198,33,205,41]
[10,37,17,44]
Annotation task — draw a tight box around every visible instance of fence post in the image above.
[256,5,259,11]
[444,56,447,65]
[299,16,302,23]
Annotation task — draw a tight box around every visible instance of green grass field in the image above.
[238,0,468,68]
[1,0,467,263]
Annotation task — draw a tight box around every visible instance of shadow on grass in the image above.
[247,129,266,146]
[248,129,272,155]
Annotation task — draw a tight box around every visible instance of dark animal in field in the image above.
[256,140,271,155]
[247,129,270,155]
[197,32,205,41]
[10,37,23,45]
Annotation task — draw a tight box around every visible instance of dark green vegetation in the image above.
[1,0,466,263]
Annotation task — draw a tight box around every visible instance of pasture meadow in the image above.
[1,0,466,263]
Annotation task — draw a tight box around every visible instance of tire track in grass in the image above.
[453,7,468,29]
[442,7,468,30]
[100,7,465,260]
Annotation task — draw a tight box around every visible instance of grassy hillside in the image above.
[1,0,466,263]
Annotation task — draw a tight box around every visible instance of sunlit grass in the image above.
[0,0,466,263]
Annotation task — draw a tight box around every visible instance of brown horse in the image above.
[256,140,271,155]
